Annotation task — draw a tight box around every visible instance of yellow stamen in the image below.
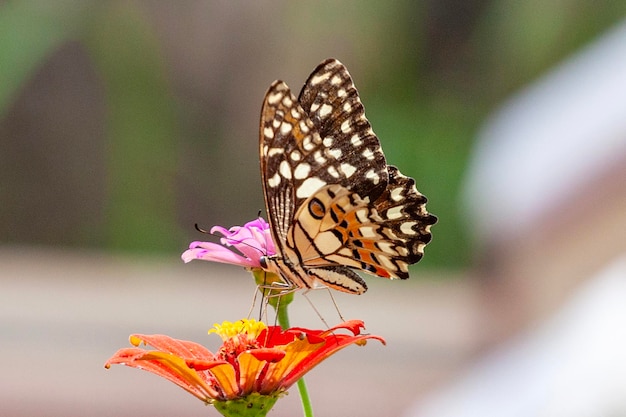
[209,319,267,341]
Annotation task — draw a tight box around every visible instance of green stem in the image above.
[295,378,314,417]
[276,297,314,417]
[276,296,291,328]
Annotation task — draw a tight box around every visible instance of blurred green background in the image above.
[1,0,624,269]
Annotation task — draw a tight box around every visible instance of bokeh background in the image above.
[2,2,625,417]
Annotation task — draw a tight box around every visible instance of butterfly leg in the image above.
[302,289,336,330]
[246,287,261,321]
[246,286,275,323]
[257,282,300,325]
[325,287,346,323]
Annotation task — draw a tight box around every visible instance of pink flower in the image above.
[181,218,275,269]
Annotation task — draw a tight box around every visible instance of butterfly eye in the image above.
[259,256,268,269]
[308,198,326,220]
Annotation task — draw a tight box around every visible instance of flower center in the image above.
[210,319,267,360]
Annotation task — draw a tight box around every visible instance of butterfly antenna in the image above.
[194,223,211,234]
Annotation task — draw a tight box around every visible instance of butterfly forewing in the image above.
[259,81,313,246]
[260,82,351,247]
[298,59,388,201]
[259,59,436,294]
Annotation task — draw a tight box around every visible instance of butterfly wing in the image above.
[371,165,437,272]
[259,81,371,294]
[259,59,388,252]
[259,59,436,293]
[259,81,324,252]
[298,58,389,202]
[288,174,436,280]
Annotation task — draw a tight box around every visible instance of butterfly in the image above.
[259,58,436,295]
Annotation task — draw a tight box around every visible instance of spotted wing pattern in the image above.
[259,58,436,294]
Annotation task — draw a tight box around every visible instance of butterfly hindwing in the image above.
[288,180,435,280]
[306,266,368,294]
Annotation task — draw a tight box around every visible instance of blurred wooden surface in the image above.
[0,246,478,417]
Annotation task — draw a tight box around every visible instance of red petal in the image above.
[324,319,367,336]
[261,326,325,347]
[258,338,324,393]
[186,359,228,371]
[247,348,286,362]
[258,326,296,347]
[279,322,385,389]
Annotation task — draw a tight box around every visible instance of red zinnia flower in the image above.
[106,319,385,417]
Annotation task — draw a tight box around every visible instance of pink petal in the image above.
[181,242,258,268]
[245,218,268,230]
[182,218,274,269]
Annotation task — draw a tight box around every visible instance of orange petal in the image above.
[259,338,324,394]
[107,349,220,401]
[208,363,239,400]
[236,351,268,395]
